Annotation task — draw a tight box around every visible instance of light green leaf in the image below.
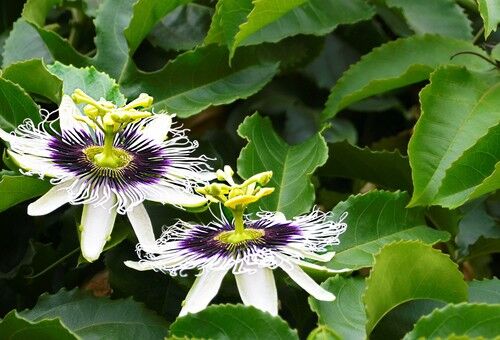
[48,62,126,106]
[2,59,63,103]
[468,278,500,304]
[124,0,191,54]
[319,141,412,191]
[309,276,366,340]
[204,0,253,47]
[0,311,77,340]
[403,303,500,340]
[327,191,449,271]
[19,288,169,339]
[364,241,468,334]
[122,45,278,118]
[0,176,51,213]
[169,304,299,340]
[237,113,328,218]
[230,0,374,57]
[380,0,472,39]
[307,326,342,340]
[478,0,500,38]
[21,0,61,26]
[321,35,492,120]
[408,66,500,207]
[0,78,40,131]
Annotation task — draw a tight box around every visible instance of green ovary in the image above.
[215,228,265,245]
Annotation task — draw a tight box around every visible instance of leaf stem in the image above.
[24,247,80,279]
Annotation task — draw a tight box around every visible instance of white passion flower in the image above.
[126,209,348,316]
[0,90,214,262]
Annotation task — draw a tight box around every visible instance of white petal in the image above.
[280,262,335,301]
[167,168,217,182]
[179,269,228,316]
[293,258,351,274]
[127,203,157,252]
[285,245,335,262]
[8,151,67,178]
[59,95,86,133]
[145,186,207,208]
[80,198,117,262]
[27,181,72,216]
[142,114,172,142]
[235,267,278,316]
[0,127,18,144]
[272,212,287,222]
[124,253,183,271]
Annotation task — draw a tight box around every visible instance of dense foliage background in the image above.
[0,0,499,339]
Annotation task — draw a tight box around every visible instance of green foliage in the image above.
[0,78,40,131]
[169,304,299,339]
[237,112,328,218]
[477,0,500,38]
[468,278,500,304]
[0,175,51,213]
[0,311,77,339]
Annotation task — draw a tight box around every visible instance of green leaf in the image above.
[124,0,191,54]
[307,326,342,340]
[0,311,77,340]
[0,78,40,131]
[319,141,412,191]
[169,304,299,340]
[364,241,468,334]
[327,191,449,271]
[380,0,472,39]
[408,66,500,207]
[19,288,169,339]
[468,278,500,304]
[237,113,328,218]
[478,0,500,38]
[121,45,279,117]
[204,0,253,47]
[309,276,367,340]
[0,176,51,213]
[321,35,492,120]
[2,59,63,103]
[403,303,500,340]
[48,62,126,106]
[230,0,374,57]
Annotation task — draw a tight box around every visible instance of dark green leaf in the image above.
[237,113,328,218]
[0,176,51,213]
[169,304,299,340]
[0,78,40,131]
[0,311,77,340]
[468,278,500,304]
[327,191,449,271]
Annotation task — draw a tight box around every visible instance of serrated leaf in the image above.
[0,176,51,213]
[169,304,299,340]
[364,241,468,334]
[204,0,253,47]
[2,59,62,103]
[0,78,40,131]
[403,303,500,340]
[408,66,500,208]
[319,141,412,191]
[326,191,449,271]
[237,113,328,218]
[230,0,374,57]
[124,0,191,54]
[478,0,500,38]
[309,276,366,340]
[321,35,492,120]
[380,0,472,39]
[19,288,169,339]
[468,278,500,304]
[48,62,126,106]
[0,310,77,339]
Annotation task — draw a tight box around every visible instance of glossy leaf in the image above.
[237,113,328,218]
[321,35,492,120]
[364,241,468,334]
[327,191,449,271]
[404,303,500,339]
[19,288,169,339]
[231,0,374,56]
[307,326,341,340]
[478,0,500,38]
[409,66,500,207]
[468,278,500,304]
[319,141,412,191]
[2,59,62,103]
[309,276,366,340]
[0,78,40,131]
[169,304,299,340]
[0,311,76,339]
[380,0,472,39]
[0,176,51,213]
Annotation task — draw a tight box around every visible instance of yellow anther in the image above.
[83,105,99,118]
[111,110,131,123]
[255,187,275,199]
[224,195,259,210]
[124,93,154,109]
[73,114,96,129]
[103,113,115,127]
[128,109,152,120]
[241,171,273,187]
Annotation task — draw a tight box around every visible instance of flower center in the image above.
[215,228,265,246]
[84,145,132,169]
